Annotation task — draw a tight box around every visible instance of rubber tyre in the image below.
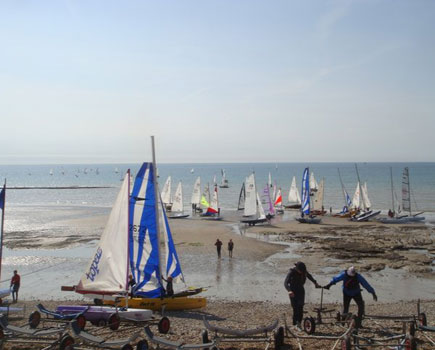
[274,326,285,350]
[136,339,149,350]
[341,336,351,350]
[76,315,86,330]
[303,317,316,335]
[108,313,121,331]
[121,345,133,350]
[404,335,417,350]
[158,316,170,334]
[59,335,75,350]
[97,319,107,327]
[29,311,41,329]
[419,312,427,327]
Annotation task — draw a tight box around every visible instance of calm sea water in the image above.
[1,162,434,212]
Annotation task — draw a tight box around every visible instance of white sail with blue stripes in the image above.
[301,168,310,215]
[129,162,184,298]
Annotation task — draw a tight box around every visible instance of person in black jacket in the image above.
[284,262,320,329]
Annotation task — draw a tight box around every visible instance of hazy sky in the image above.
[1,0,434,164]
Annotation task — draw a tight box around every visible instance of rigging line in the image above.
[0,260,70,284]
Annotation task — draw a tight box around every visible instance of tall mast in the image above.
[0,180,5,281]
[337,168,348,210]
[151,136,163,285]
[390,167,395,216]
[407,167,412,216]
[354,163,365,211]
[125,169,131,292]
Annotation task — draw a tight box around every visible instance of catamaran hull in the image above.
[350,210,381,222]
[56,305,154,322]
[378,216,425,224]
[284,204,301,209]
[168,214,189,219]
[240,218,268,226]
[103,296,206,311]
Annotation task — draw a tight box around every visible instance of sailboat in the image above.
[274,188,284,214]
[219,169,229,188]
[200,184,221,220]
[334,168,354,218]
[296,168,321,224]
[350,164,380,222]
[63,138,206,311]
[310,178,326,215]
[169,182,189,219]
[0,183,11,302]
[262,184,275,218]
[161,176,173,212]
[285,176,301,209]
[191,177,202,213]
[379,167,425,224]
[237,182,246,211]
[240,173,268,226]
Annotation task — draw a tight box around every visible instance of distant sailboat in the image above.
[161,176,173,212]
[240,173,268,226]
[296,168,321,224]
[169,182,189,219]
[190,168,194,174]
[191,177,202,213]
[285,176,301,209]
[219,169,229,188]
[201,185,221,220]
[274,188,284,214]
[49,169,53,176]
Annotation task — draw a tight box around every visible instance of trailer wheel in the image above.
[59,335,75,350]
[136,340,149,350]
[418,312,427,327]
[303,317,316,335]
[76,315,86,330]
[158,316,170,334]
[29,311,41,329]
[341,336,351,350]
[121,345,133,350]
[274,326,285,350]
[404,335,417,350]
[97,319,107,327]
[108,313,121,330]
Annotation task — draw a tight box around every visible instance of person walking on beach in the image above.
[284,262,320,330]
[228,239,234,258]
[10,270,20,303]
[215,239,223,258]
[324,266,377,328]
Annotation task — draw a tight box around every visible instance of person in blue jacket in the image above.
[324,266,377,327]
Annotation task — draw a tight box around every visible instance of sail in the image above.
[208,185,219,214]
[274,188,283,207]
[309,172,318,191]
[268,172,272,189]
[402,167,411,213]
[161,176,172,205]
[288,176,301,204]
[237,182,246,210]
[351,182,361,209]
[312,179,324,211]
[301,168,310,215]
[76,172,130,294]
[244,174,257,217]
[171,182,183,213]
[191,177,201,205]
[262,185,275,215]
[361,182,371,209]
[129,163,163,298]
[257,192,266,219]
[200,184,210,209]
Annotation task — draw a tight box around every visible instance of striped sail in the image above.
[77,171,130,294]
[301,168,310,215]
[402,167,411,213]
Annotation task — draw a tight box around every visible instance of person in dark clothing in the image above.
[162,276,174,297]
[128,274,136,296]
[10,270,20,303]
[228,239,234,258]
[215,239,223,258]
[284,262,320,329]
[324,266,377,327]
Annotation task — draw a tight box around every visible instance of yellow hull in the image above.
[104,296,206,311]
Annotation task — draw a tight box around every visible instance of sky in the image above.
[0,0,434,164]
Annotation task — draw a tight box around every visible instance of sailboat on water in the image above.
[219,169,229,188]
[169,182,189,219]
[63,138,205,311]
[296,168,321,224]
[285,176,301,209]
[240,173,268,226]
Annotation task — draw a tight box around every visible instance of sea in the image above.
[0,162,434,303]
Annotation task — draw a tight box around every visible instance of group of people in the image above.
[214,238,234,258]
[284,262,376,329]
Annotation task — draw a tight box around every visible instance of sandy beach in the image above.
[2,208,435,348]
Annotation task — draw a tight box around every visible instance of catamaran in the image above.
[240,173,268,226]
[285,176,301,209]
[63,137,206,311]
[169,181,189,219]
[296,168,321,224]
[350,164,380,222]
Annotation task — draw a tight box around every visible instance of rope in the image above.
[0,260,69,284]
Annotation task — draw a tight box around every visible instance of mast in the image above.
[337,168,348,210]
[151,136,163,286]
[390,167,395,216]
[354,163,365,211]
[0,180,5,281]
[125,169,131,292]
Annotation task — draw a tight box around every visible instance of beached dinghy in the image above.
[169,181,189,219]
[200,184,222,220]
[296,168,321,224]
[240,173,269,226]
[285,176,302,209]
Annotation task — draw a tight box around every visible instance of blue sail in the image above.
[301,168,310,215]
[129,162,164,298]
